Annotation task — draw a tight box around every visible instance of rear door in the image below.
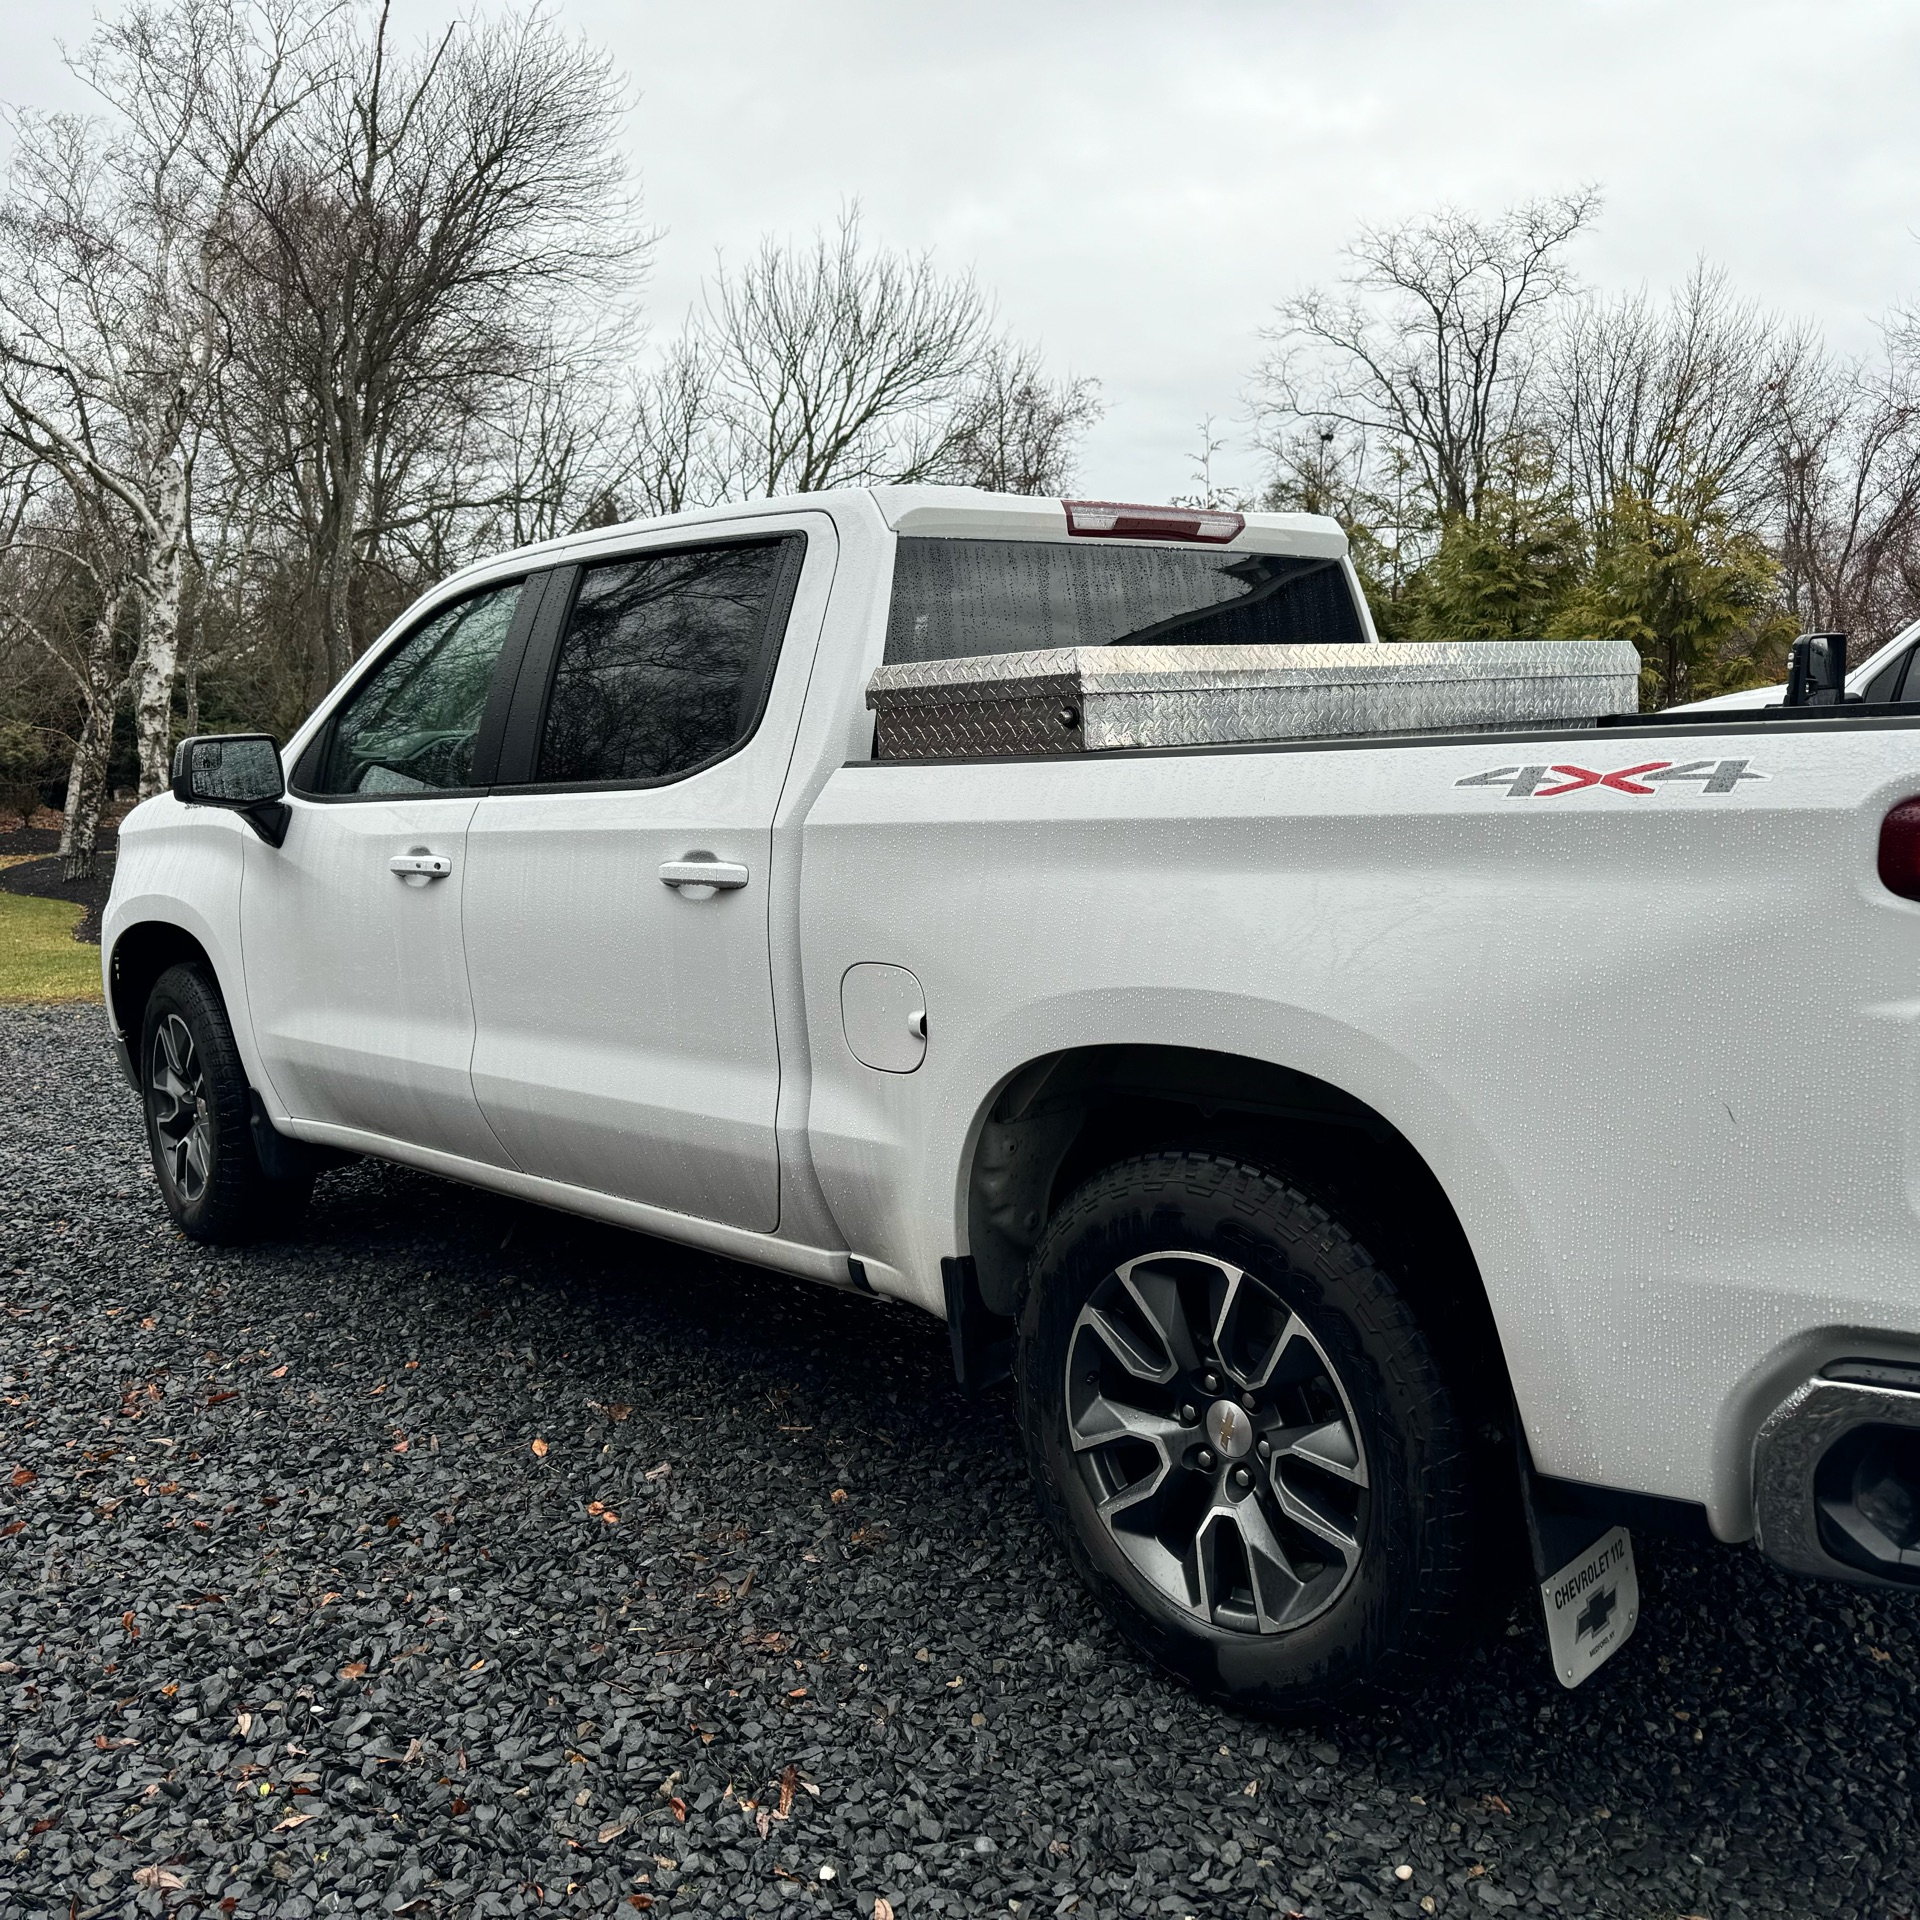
[461,517,832,1228]
[240,574,544,1161]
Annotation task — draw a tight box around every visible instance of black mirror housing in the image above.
[170,734,290,845]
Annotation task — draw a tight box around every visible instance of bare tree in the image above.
[1774,323,1920,646]
[940,340,1100,495]
[696,208,993,497]
[0,0,330,797]
[213,1,645,690]
[1546,263,1815,530]
[640,210,1099,506]
[1254,190,1600,530]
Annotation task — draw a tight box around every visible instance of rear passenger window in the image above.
[535,540,797,785]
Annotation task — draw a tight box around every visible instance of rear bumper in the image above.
[1753,1362,1920,1586]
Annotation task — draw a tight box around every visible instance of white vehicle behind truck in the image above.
[104,487,1920,1709]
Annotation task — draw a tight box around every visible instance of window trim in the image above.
[288,572,552,804]
[489,530,809,795]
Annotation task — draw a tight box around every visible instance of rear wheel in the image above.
[1018,1148,1478,1711]
[141,962,311,1242]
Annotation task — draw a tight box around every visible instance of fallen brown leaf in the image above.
[339,1660,367,1679]
[873,1901,895,1920]
[132,1866,185,1890]
[598,1818,630,1843]
[272,1812,314,1831]
[11,1466,34,1488]
[644,1461,671,1481]
[531,1437,549,1458]
[627,1900,653,1913]
[1482,1793,1514,1815]
[268,1364,289,1379]
[206,1391,239,1406]
[831,1488,848,1504]
[778,1763,798,1819]
[668,1795,687,1823]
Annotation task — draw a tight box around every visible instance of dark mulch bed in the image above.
[3,1004,1918,1918]
[1,822,120,944]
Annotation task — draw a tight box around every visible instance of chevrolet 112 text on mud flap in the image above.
[103,489,1920,1710]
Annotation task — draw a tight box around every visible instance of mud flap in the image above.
[1516,1431,1640,1688]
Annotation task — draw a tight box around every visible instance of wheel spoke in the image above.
[1229,1491,1318,1630]
[1272,1416,1367,1486]
[1070,1395,1184,1455]
[1115,1257,1203,1374]
[1077,1303,1174,1384]
[1268,1462,1362,1560]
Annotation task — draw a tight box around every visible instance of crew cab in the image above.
[103,487,1920,1708]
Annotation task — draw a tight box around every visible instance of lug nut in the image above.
[1179,1404,1198,1425]
[1256,1438,1271,1459]
[1242,1393,1258,1412]
[1233,1467,1253,1488]
[1197,1448,1216,1470]
[1202,1372,1220,1393]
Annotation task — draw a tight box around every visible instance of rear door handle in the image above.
[390,851,453,882]
[659,859,749,892]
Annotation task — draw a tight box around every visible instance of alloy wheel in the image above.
[149,1013,213,1206]
[1064,1250,1369,1635]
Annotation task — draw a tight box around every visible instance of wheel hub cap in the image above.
[1064,1250,1370,1637]
[1205,1399,1254,1459]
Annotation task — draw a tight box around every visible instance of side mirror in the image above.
[1784,632,1848,707]
[169,734,290,846]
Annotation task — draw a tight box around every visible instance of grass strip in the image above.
[0,891,104,1002]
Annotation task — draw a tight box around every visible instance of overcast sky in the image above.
[5,0,1919,501]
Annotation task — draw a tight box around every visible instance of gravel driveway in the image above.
[3,1005,1916,1920]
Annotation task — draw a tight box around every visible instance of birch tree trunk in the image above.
[59,585,128,882]
[130,458,189,798]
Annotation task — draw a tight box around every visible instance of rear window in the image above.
[883,536,1365,665]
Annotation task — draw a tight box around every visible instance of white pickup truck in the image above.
[102,487,1920,1710]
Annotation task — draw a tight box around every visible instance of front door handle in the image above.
[390,851,453,885]
[659,859,749,892]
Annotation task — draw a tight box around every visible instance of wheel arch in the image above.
[108,919,220,1048]
[959,1042,1514,1416]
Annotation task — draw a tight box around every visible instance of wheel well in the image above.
[109,922,215,1043]
[964,1044,1511,1408]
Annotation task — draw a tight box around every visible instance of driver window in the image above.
[311,582,525,796]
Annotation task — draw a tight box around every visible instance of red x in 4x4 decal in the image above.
[1533,762,1670,796]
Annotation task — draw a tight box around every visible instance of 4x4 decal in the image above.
[1456,758,1767,798]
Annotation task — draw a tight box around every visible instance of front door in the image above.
[240,575,539,1162]
[462,522,828,1229]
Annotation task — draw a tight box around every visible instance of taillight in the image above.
[1879,798,1920,900]
[1063,500,1244,543]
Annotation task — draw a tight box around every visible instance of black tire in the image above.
[1018,1148,1476,1712]
[140,962,312,1243]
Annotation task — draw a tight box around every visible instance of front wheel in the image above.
[1018,1149,1478,1711]
[140,962,311,1243]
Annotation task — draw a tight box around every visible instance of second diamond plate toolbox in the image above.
[867,641,1643,760]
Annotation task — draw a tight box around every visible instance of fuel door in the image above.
[841,963,927,1073]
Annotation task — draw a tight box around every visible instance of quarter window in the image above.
[312,582,525,795]
[534,540,794,786]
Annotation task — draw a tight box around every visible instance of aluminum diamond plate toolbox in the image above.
[867,641,1643,759]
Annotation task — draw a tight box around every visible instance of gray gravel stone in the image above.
[2,1003,1918,1918]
